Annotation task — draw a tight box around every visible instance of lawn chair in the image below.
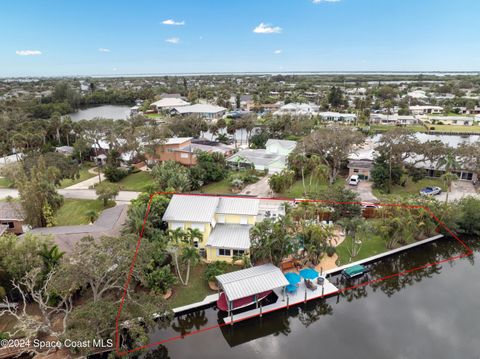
[305,279,317,291]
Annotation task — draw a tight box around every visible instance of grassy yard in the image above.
[54,199,108,226]
[278,175,343,198]
[0,177,13,188]
[58,163,97,189]
[372,177,446,201]
[335,233,387,266]
[167,263,238,309]
[368,124,427,133]
[115,171,155,192]
[199,177,233,194]
[428,124,480,133]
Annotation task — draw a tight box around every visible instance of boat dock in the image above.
[172,293,219,314]
[223,277,338,325]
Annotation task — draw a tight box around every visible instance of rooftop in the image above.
[173,103,226,114]
[162,195,220,223]
[206,224,252,250]
[216,197,260,216]
[216,264,289,301]
[0,202,24,221]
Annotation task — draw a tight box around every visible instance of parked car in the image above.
[348,175,360,186]
[419,186,442,196]
[361,202,380,209]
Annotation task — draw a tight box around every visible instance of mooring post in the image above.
[304,288,307,303]
[286,294,290,309]
[259,302,263,317]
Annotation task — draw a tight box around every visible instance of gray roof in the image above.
[162,195,220,223]
[0,202,24,221]
[227,149,286,167]
[216,197,260,216]
[206,224,251,250]
[216,264,289,301]
[265,139,297,151]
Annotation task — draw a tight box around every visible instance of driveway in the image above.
[437,180,479,202]
[346,181,379,203]
[28,204,129,253]
[65,168,105,190]
[240,175,273,198]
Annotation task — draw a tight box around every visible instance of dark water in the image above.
[67,105,130,121]
[140,236,480,359]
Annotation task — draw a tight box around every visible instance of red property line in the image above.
[114,192,474,356]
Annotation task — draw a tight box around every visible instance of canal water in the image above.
[139,236,480,359]
[67,105,131,121]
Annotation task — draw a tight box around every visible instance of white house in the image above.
[370,114,418,125]
[422,116,475,126]
[151,98,190,112]
[319,112,357,123]
[273,103,319,116]
[171,104,227,121]
[409,105,443,115]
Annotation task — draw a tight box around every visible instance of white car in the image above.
[348,175,360,186]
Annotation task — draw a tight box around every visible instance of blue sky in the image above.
[1,0,479,77]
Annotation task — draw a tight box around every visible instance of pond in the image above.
[67,105,131,122]
[137,235,480,358]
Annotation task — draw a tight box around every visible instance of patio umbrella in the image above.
[300,268,319,280]
[284,272,301,285]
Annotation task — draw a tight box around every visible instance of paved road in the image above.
[347,181,379,203]
[0,188,140,203]
[437,180,479,202]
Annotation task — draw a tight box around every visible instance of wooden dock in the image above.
[223,277,339,325]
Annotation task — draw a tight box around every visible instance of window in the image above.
[218,248,231,256]
[8,222,14,229]
[240,216,248,225]
[193,241,199,248]
[180,153,189,159]
[353,169,359,173]
[171,222,184,230]
[191,223,205,232]
[233,250,245,257]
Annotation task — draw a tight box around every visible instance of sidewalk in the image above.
[65,167,105,190]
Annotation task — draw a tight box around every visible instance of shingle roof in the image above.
[162,195,220,223]
[216,197,259,216]
[206,224,251,250]
[0,202,24,221]
[216,264,289,301]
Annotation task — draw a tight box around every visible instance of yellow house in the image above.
[162,195,260,262]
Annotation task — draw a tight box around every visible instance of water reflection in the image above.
[142,236,478,358]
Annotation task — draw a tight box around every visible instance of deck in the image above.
[223,277,339,324]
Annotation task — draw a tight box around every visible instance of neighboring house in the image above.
[162,195,261,263]
[319,112,357,123]
[226,139,297,173]
[0,202,25,235]
[409,105,443,115]
[151,97,190,112]
[55,146,74,156]
[407,90,428,99]
[274,103,319,116]
[405,156,478,182]
[422,116,475,126]
[229,94,254,110]
[147,137,234,166]
[347,146,375,180]
[370,114,418,125]
[171,104,227,120]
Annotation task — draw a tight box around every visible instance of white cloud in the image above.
[15,50,42,56]
[162,19,185,26]
[312,0,341,3]
[98,48,111,52]
[165,37,180,44]
[253,22,282,34]
[274,49,282,54]
[112,67,117,71]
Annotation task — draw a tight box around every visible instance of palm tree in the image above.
[85,210,98,224]
[182,228,203,285]
[437,151,460,204]
[167,228,187,285]
[441,172,458,204]
[38,243,65,273]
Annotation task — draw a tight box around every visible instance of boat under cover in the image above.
[217,290,272,312]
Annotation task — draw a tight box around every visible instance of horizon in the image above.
[2,0,480,77]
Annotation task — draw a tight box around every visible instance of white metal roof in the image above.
[162,195,220,223]
[216,197,260,216]
[206,224,251,250]
[151,98,190,108]
[173,104,226,114]
[165,137,193,145]
[216,264,289,301]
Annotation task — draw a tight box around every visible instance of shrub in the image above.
[204,261,228,282]
[326,246,336,257]
[103,166,128,182]
[146,265,177,294]
[407,166,426,183]
[0,286,6,300]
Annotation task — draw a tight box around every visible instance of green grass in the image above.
[368,124,427,133]
[54,199,108,226]
[114,171,155,192]
[427,124,480,133]
[167,263,238,309]
[0,177,13,188]
[278,175,343,198]
[372,177,446,201]
[58,164,97,189]
[145,113,162,119]
[199,177,233,194]
[336,233,387,266]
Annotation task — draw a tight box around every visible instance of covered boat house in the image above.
[216,264,289,321]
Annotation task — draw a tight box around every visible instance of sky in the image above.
[1,0,480,77]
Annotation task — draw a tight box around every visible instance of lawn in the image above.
[278,175,343,198]
[115,171,155,192]
[58,163,97,189]
[372,177,446,201]
[199,177,233,194]
[54,199,108,226]
[368,124,427,133]
[428,124,480,133]
[167,263,238,309]
[335,233,387,266]
[0,177,13,188]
